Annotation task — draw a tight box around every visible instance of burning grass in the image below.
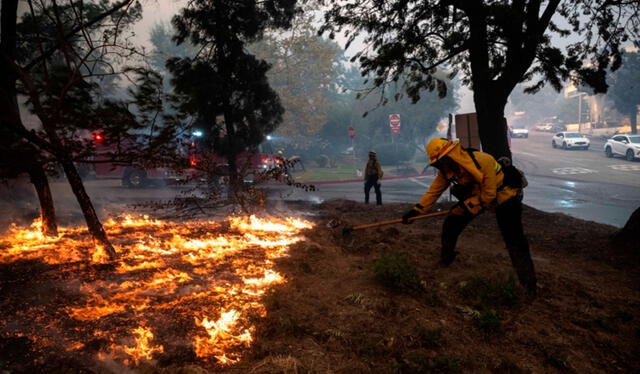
[0,214,313,371]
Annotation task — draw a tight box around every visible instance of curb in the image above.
[299,173,435,185]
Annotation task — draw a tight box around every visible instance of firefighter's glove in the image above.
[460,198,483,217]
[402,209,421,224]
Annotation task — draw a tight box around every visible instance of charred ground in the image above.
[1,200,639,374]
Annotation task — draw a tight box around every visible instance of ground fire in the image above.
[0,214,313,369]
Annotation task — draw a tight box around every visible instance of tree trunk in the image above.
[3,0,115,259]
[224,113,240,202]
[2,0,59,237]
[473,87,512,160]
[60,158,117,260]
[28,161,58,236]
[466,6,512,161]
[614,206,640,244]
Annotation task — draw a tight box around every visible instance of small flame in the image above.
[194,309,252,364]
[121,326,164,365]
[91,243,111,263]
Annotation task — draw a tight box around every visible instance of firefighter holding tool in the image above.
[402,138,537,295]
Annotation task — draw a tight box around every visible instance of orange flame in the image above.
[194,309,253,364]
[122,326,164,365]
[0,214,313,367]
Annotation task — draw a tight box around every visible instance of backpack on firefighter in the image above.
[447,147,527,202]
[496,156,528,189]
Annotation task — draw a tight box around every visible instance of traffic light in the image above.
[93,133,104,142]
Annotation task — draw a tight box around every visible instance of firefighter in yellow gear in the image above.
[364,150,383,205]
[402,138,537,295]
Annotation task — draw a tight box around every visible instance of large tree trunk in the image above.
[28,161,58,236]
[2,0,59,237]
[613,206,640,244]
[216,5,241,203]
[3,0,115,259]
[465,17,527,160]
[466,6,512,161]
[474,91,512,160]
[59,157,117,260]
[630,108,638,135]
[0,98,61,237]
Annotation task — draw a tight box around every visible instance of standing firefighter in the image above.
[364,150,383,205]
[402,138,537,295]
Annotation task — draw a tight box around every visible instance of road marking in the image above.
[409,177,430,187]
[609,164,640,171]
[551,167,598,175]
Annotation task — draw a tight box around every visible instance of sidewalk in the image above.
[303,172,434,185]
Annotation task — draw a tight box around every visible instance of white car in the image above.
[551,132,590,150]
[604,134,640,161]
[511,128,529,138]
[534,123,553,131]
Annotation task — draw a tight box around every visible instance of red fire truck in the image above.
[84,133,279,188]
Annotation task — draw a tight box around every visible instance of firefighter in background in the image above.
[402,138,537,295]
[364,150,383,205]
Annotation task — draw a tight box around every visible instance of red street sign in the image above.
[348,126,356,139]
[389,114,401,134]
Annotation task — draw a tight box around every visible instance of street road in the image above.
[1,131,637,230]
[278,131,640,227]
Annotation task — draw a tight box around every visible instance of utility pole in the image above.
[578,93,583,133]
[566,90,587,132]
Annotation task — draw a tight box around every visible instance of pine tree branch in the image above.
[23,0,135,71]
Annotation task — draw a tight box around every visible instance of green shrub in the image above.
[459,276,519,309]
[374,253,422,293]
[474,308,502,335]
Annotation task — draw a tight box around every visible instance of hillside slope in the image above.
[236,200,639,374]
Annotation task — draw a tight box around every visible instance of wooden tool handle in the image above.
[351,210,449,231]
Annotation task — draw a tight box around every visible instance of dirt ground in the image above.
[232,200,640,374]
[1,199,639,373]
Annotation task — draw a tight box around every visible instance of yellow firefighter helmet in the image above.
[426,138,457,165]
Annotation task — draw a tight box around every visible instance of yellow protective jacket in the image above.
[364,160,383,180]
[414,144,518,216]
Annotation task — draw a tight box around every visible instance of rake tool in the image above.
[341,210,449,246]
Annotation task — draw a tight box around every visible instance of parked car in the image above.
[551,132,590,150]
[604,134,640,161]
[534,123,553,131]
[511,127,529,138]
